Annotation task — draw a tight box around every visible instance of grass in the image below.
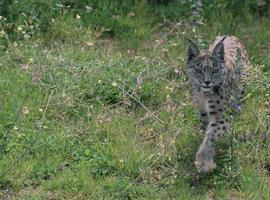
[0,2,270,199]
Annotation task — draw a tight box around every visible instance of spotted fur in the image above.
[186,36,250,173]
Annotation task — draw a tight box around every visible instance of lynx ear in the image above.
[212,37,226,62]
[187,40,200,62]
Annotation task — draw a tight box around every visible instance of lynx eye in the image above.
[212,68,220,74]
[192,67,203,74]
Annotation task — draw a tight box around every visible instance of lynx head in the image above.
[186,38,226,92]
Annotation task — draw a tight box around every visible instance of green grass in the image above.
[0,2,270,199]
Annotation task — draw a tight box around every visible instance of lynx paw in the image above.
[195,146,216,173]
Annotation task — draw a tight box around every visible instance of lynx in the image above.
[186,36,250,173]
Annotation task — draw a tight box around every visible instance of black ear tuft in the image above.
[212,37,226,62]
[187,40,200,62]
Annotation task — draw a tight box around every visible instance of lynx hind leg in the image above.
[231,75,247,112]
[231,50,247,112]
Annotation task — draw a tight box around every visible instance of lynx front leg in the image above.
[194,134,215,173]
[195,97,228,173]
[198,112,208,131]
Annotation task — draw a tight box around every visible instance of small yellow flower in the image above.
[85,6,93,11]
[17,26,23,31]
[29,58,34,63]
[0,30,5,35]
[112,82,117,87]
[76,14,81,20]
[13,42,18,47]
[162,48,168,52]
[86,41,94,47]
[23,34,31,39]
[22,106,29,115]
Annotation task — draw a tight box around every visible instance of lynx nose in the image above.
[204,80,211,85]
